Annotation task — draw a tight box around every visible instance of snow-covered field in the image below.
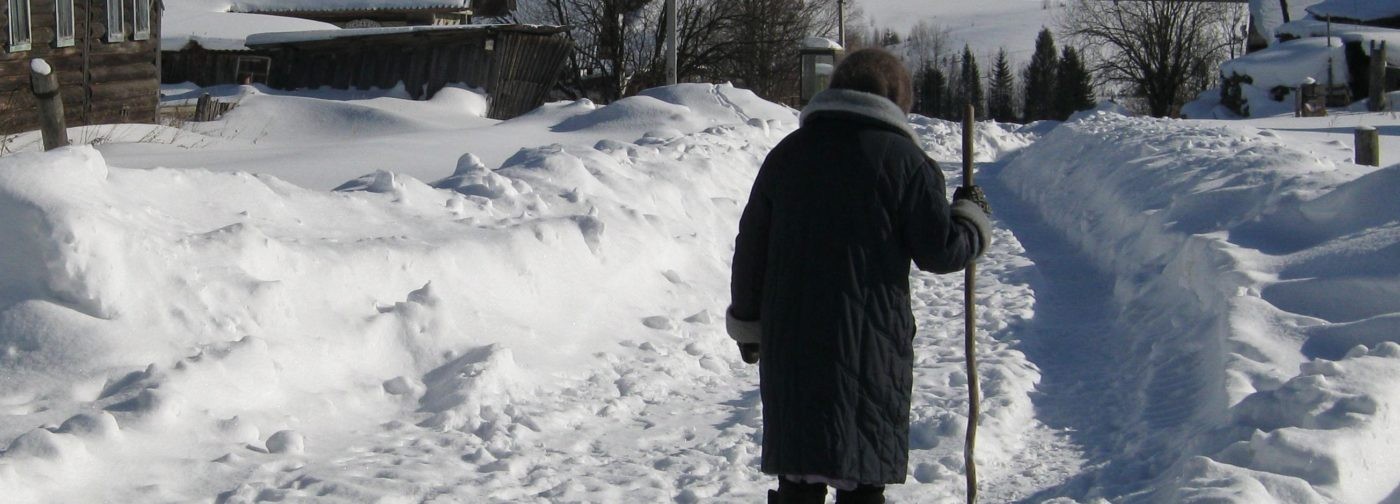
[2,75,1399,504]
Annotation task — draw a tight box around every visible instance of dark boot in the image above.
[769,479,826,504]
[835,484,885,504]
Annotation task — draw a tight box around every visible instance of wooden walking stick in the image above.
[961,103,980,504]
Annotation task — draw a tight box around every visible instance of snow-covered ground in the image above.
[2,73,1399,502]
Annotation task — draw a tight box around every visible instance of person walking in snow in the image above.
[726,48,992,504]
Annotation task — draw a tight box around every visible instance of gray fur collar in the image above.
[799,89,920,147]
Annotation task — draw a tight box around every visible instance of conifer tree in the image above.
[1022,28,1058,122]
[915,61,947,119]
[987,49,1018,122]
[958,45,985,120]
[1053,46,1096,120]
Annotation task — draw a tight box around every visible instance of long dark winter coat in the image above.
[729,89,986,484]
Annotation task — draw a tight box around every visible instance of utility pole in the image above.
[666,0,677,85]
[837,0,846,47]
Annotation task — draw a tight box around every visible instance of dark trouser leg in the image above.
[768,478,827,504]
[834,484,885,504]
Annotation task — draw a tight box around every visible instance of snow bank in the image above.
[0,86,787,501]
[999,111,1400,502]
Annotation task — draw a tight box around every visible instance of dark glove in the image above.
[726,307,761,365]
[737,343,760,364]
[953,185,991,215]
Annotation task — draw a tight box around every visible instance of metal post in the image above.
[962,103,979,504]
[666,0,677,85]
[29,59,70,151]
[1356,126,1380,166]
[837,0,846,47]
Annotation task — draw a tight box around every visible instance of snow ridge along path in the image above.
[0,86,1057,503]
[4,85,1399,502]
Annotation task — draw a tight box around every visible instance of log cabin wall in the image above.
[2,0,161,135]
[253,26,570,119]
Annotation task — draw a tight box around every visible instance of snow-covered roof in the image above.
[229,0,470,14]
[1306,0,1400,23]
[801,37,842,51]
[1276,18,1400,40]
[245,23,560,46]
[1274,20,1400,66]
[162,10,340,51]
[1250,0,1325,43]
[1220,37,1349,89]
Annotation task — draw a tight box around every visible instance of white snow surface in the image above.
[161,10,340,51]
[1251,0,1326,44]
[3,77,1400,503]
[1306,0,1400,23]
[1220,37,1350,90]
[999,111,1400,503]
[0,83,1049,503]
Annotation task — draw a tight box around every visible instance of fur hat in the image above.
[829,48,914,114]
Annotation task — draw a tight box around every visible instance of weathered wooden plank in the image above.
[89,63,158,84]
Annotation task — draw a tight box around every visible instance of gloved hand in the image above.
[737,343,760,364]
[950,185,993,259]
[953,185,991,214]
[726,307,761,365]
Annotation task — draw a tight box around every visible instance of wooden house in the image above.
[2,0,163,135]
[245,24,570,119]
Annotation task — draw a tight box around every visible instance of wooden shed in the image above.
[246,24,570,119]
[160,9,336,87]
[2,0,163,135]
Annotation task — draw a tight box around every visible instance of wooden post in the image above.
[194,93,212,122]
[1370,41,1389,112]
[29,59,70,151]
[1356,126,1380,167]
[962,102,980,504]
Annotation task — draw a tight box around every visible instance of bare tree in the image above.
[904,20,951,69]
[515,0,839,104]
[1061,0,1243,117]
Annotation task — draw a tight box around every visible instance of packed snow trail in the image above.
[212,153,1058,504]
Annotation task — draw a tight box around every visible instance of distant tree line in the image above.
[906,28,1095,124]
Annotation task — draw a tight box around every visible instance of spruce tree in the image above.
[1053,46,1096,120]
[958,45,985,120]
[987,49,1018,123]
[1022,28,1058,122]
[915,61,947,119]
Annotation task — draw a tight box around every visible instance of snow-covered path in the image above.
[209,160,1069,503]
[6,85,1400,503]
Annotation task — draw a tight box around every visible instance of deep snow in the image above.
[2,76,1399,504]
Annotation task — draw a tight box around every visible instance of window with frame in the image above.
[133,0,150,41]
[55,0,75,47]
[6,0,32,52]
[106,0,126,42]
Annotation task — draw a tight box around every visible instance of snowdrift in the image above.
[999,111,1400,503]
[0,85,788,501]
